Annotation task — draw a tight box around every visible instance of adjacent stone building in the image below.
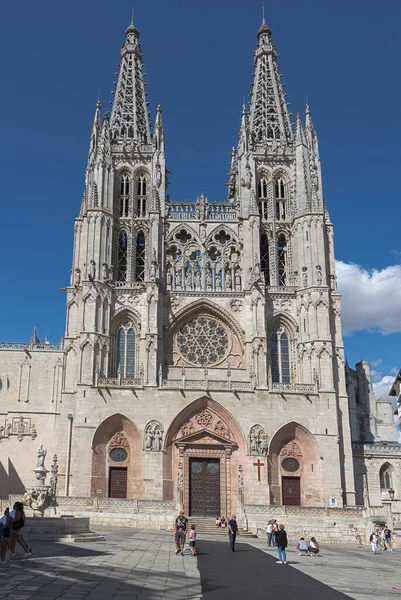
[0,18,398,525]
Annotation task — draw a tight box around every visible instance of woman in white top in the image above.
[266,521,273,547]
[370,532,378,554]
[308,537,320,555]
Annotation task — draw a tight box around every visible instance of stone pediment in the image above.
[175,428,237,448]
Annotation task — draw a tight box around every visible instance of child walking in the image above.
[189,524,197,557]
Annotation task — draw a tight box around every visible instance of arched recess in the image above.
[164,299,244,370]
[268,421,322,506]
[162,396,247,516]
[91,413,143,498]
[266,313,298,384]
[379,462,395,495]
[109,310,141,378]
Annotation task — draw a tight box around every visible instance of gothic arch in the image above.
[166,224,202,246]
[167,298,244,345]
[268,421,323,506]
[91,413,143,498]
[379,461,395,492]
[272,166,291,180]
[204,225,240,248]
[267,312,298,339]
[110,308,141,336]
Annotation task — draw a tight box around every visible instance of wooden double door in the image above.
[109,467,128,498]
[282,476,301,505]
[189,458,220,516]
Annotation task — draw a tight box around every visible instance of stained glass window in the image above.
[270,329,290,384]
[281,457,300,472]
[109,447,128,462]
[117,321,136,378]
[176,317,229,366]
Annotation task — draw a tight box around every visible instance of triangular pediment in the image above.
[175,427,237,447]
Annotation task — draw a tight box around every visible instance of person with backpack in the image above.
[10,502,31,557]
[0,508,11,564]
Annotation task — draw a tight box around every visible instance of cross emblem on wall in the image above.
[253,458,265,481]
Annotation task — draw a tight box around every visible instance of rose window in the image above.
[176,316,230,366]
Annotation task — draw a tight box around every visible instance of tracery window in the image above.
[258,177,269,221]
[176,316,230,366]
[135,231,145,282]
[117,321,136,378]
[119,174,130,218]
[117,231,128,282]
[380,464,393,490]
[275,177,286,221]
[277,234,287,286]
[260,233,270,285]
[270,328,290,384]
[136,176,147,217]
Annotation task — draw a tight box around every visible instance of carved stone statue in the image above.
[175,271,181,288]
[194,270,201,289]
[89,260,96,280]
[302,267,308,287]
[185,269,192,289]
[225,271,232,290]
[177,462,184,507]
[156,162,162,188]
[316,265,322,285]
[74,268,81,287]
[238,464,244,507]
[206,268,212,289]
[36,444,47,470]
[150,251,158,281]
[166,267,172,287]
[102,263,108,282]
[249,425,267,455]
[144,421,164,451]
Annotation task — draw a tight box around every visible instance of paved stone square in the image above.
[0,529,399,600]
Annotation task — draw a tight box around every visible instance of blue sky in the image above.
[1,0,400,396]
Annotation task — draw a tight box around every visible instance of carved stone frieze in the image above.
[0,416,37,442]
[195,410,213,427]
[108,431,129,449]
[280,440,302,458]
[178,410,233,443]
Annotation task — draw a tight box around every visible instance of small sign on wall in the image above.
[329,497,338,508]
[96,489,103,495]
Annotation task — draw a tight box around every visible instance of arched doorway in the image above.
[164,397,246,517]
[91,413,143,498]
[268,422,322,506]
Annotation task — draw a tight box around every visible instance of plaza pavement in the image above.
[0,527,399,599]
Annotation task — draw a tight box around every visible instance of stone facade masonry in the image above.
[0,18,399,533]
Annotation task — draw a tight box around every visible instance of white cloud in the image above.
[336,261,401,335]
[373,375,395,404]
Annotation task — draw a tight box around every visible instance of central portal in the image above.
[189,458,220,516]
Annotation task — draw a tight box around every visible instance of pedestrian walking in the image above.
[0,508,11,565]
[275,524,288,564]
[228,514,238,552]
[10,502,31,557]
[370,532,379,555]
[174,510,188,556]
[272,519,278,546]
[384,526,393,551]
[266,520,273,547]
[353,527,363,548]
[189,524,197,557]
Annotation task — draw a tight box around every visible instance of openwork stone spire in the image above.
[248,19,292,145]
[110,21,151,144]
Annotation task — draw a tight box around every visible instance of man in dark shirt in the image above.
[228,514,238,552]
[174,510,188,555]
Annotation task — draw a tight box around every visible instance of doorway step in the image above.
[187,516,257,537]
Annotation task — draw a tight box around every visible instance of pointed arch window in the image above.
[137,176,147,217]
[120,174,130,217]
[271,329,290,384]
[117,231,128,282]
[380,464,393,490]
[117,321,136,378]
[258,177,270,221]
[260,233,270,285]
[135,231,145,282]
[277,234,287,286]
[275,177,286,220]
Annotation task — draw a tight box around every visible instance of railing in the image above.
[167,202,237,221]
[244,504,364,517]
[0,341,62,351]
[161,379,252,391]
[97,376,142,388]
[271,382,316,393]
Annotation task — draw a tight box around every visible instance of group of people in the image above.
[174,511,240,555]
[0,502,31,565]
[266,520,320,564]
[296,536,320,556]
[369,526,393,554]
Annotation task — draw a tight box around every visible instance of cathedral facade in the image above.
[0,19,398,523]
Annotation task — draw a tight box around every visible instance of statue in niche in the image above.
[102,263,108,282]
[166,267,172,287]
[156,162,162,188]
[175,271,181,289]
[316,265,322,285]
[199,193,207,221]
[89,260,96,281]
[302,267,308,287]
[74,268,81,287]
[235,271,241,290]
[150,250,158,281]
[144,421,164,451]
[216,272,221,289]
[36,444,47,469]
[177,462,184,506]
[330,274,337,291]
[249,425,267,455]
[293,270,299,287]
[194,270,201,289]
[238,465,244,507]
[206,268,212,290]
[185,269,192,289]
[225,271,232,290]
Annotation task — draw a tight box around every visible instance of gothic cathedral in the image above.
[0,18,398,523]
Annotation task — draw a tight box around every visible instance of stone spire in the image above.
[87,99,101,168]
[110,20,151,144]
[248,18,292,146]
[305,104,323,210]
